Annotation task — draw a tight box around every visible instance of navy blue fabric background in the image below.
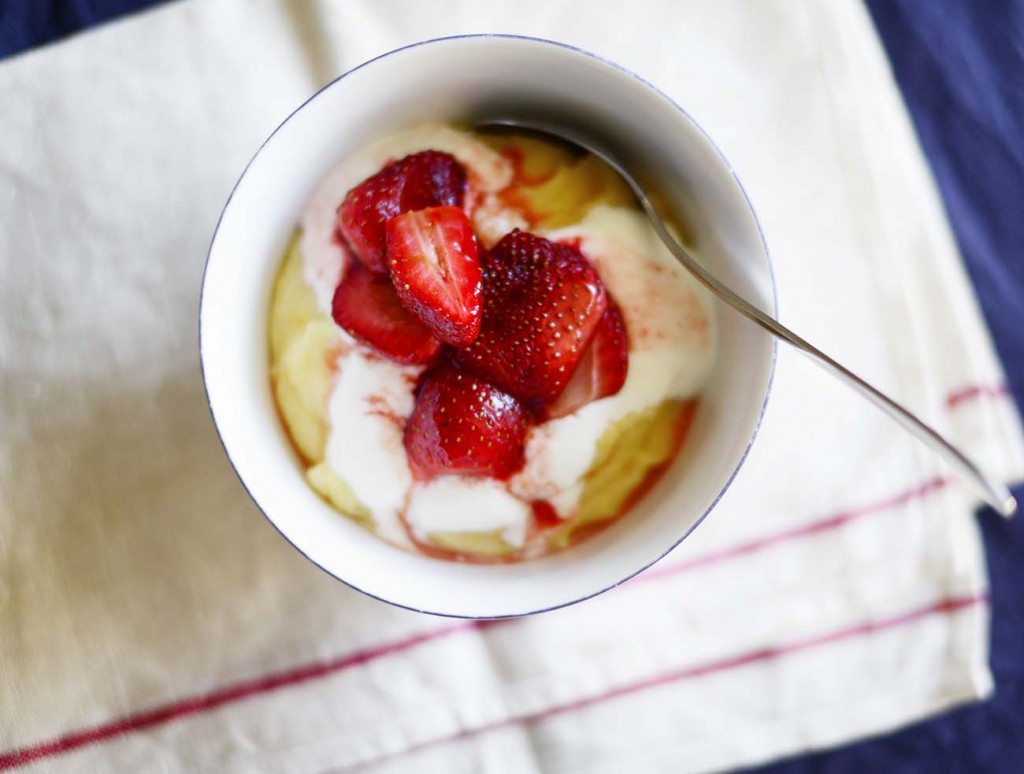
[2,0,1021,770]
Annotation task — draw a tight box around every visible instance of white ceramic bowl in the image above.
[200,35,776,618]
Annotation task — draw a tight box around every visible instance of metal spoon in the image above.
[478,118,1017,517]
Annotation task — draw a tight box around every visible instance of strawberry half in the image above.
[331,261,441,365]
[452,229,607,407]
[386,206,482,347]
[404,364,527,479]
[546,298,629,419]
[337,151,467,273]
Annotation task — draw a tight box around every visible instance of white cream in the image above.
[324,350,419,547]
[405,478,532,548]
[551,205,716,362]
[300,126,716,547]
[508,349,696,513]
[471,194,530,248]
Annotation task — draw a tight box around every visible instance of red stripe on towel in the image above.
[0,466,982,769]
[348,594,987,770]
[638,476,950,583]
[946,383,1011,408]
[0,624,473,770]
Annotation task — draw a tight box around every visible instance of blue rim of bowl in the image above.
[199,33,779,620]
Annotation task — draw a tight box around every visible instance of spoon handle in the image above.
[637,195,1017,517]
[477,118,1015,516]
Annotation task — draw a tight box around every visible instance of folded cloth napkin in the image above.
[1,0,1022,771]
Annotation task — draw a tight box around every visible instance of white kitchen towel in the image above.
[1,0,1022,772]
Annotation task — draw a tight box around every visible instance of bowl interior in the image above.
[201,36,775,618]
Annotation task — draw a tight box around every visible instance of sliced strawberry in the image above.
[386,206,482,347]
[451,229,607,407]
[331,261,441,365]
[337,151,467,272]
[546,299,629,419]
[404,364,527,479]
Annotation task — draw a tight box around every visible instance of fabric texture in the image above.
[753,2,1024,770]
[0,1,1022,772]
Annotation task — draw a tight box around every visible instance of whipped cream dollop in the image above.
[325,351,418,547]
[406,478,531,549]
[298,124,716,549]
